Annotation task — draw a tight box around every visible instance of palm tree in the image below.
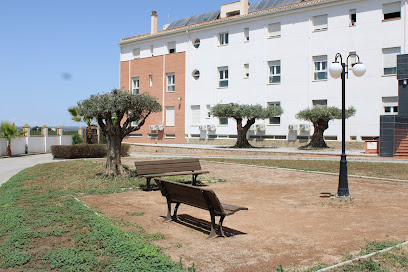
[0,122,27,156]
[68,105,95,144]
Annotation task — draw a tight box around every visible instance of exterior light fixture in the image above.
[329,53,366,197]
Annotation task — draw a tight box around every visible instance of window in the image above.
[219,32,229,45]
[132,77,139,94]
[268,60,281,84]
[218,67,229,88]
[132,48,140,59]
[150,45,154,56]
[383,2,401,20]
[193,38,200,49]
[348,52,357,70]
[148,133,158,138]
[383,47,400,75]
[349,9,357,26]
[132,120,139,127]
[227,11,240,17]
[313,55,328,80]
[168,42,176,54]
[165,134,176,139]
[191,105,200,125]
[167,73,175,92]
[313,99,328,108]
[149,75,153,87]
[244,64,249,79]
[244,28,249,41]
[268,102,281,125]
[268,23,281,38]
[192,70,200,80]
[166,106,175,126]
[206,105,211,118]
[219,118,228,125]
[128,133,142,137]
[382,97,398,115]
[313,14,328,31]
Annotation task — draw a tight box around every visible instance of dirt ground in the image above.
[82,159,408,272]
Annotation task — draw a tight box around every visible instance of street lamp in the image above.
[329,53,366,197]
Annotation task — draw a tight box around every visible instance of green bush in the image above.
[121,143,131,157]
[51,144,130,159]
[72,133,83,145]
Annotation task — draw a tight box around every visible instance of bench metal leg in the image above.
[146,178,152,191]
[192,174,198,186]
[208,210,218,239]
[173,203,180,221]
[164,199,172,222]
[218,216,226,237]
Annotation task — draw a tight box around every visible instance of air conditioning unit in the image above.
[149,125,158,131]
[207,125,216,131]
[300,124,311,132]
[257,124,266,131]
[157,125,164,131]
[199,125,207,131]
[288,124,299,131]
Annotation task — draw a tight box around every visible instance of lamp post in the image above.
[329,53,366,197]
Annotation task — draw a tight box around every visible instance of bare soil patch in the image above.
[82,159,408,271]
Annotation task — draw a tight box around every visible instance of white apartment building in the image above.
[119,0,408,145]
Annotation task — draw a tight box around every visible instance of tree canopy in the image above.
[0,121,27,156]
[296,106,356,148]
[211,103,283,148]
[77,89,162,176]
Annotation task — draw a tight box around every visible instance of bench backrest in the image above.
[135,158,202,175]
[155,178,225,215]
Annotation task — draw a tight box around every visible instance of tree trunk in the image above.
[105,133,124,176]
[233,118,255,148]
[309,119,329,148]
[86,126,93,144]
[5,140,11,156]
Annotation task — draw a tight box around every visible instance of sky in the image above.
[0,0,226,127]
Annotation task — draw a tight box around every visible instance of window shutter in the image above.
[268,23,281,37]
[166,106,175,126]
[383,2,401,14]
[313,15,328,30]
[191,105,200,125]
[383,48,400,68]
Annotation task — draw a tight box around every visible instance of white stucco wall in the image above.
[120,0,408,141]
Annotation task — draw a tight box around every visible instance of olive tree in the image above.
[78,89,162,176]
[211,103,283,148]
[296,106,356,148]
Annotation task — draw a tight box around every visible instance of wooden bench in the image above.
[134,158,209,190]
[154,178,248,238]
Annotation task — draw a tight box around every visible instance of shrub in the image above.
[51,144,106,159]
[121,143,131,157]
[51,144,130,159]
[72,133,83,145]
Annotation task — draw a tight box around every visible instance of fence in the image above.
[0,125,78,156]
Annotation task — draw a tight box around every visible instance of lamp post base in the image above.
[337,154,350,197]
[331,195,353,205]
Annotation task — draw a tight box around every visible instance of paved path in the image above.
[0,154,55,187]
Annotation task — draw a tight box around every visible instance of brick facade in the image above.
[121,52,186,144]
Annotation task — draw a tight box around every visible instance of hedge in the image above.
[51,144,130,159]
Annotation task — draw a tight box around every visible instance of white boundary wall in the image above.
[0,135,72,156]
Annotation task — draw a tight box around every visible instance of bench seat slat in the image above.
[136,164,202,175]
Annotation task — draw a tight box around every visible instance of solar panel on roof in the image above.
[167,10,220,30]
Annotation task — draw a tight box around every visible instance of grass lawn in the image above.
[204,158,408,181]
[0,160,195,271]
